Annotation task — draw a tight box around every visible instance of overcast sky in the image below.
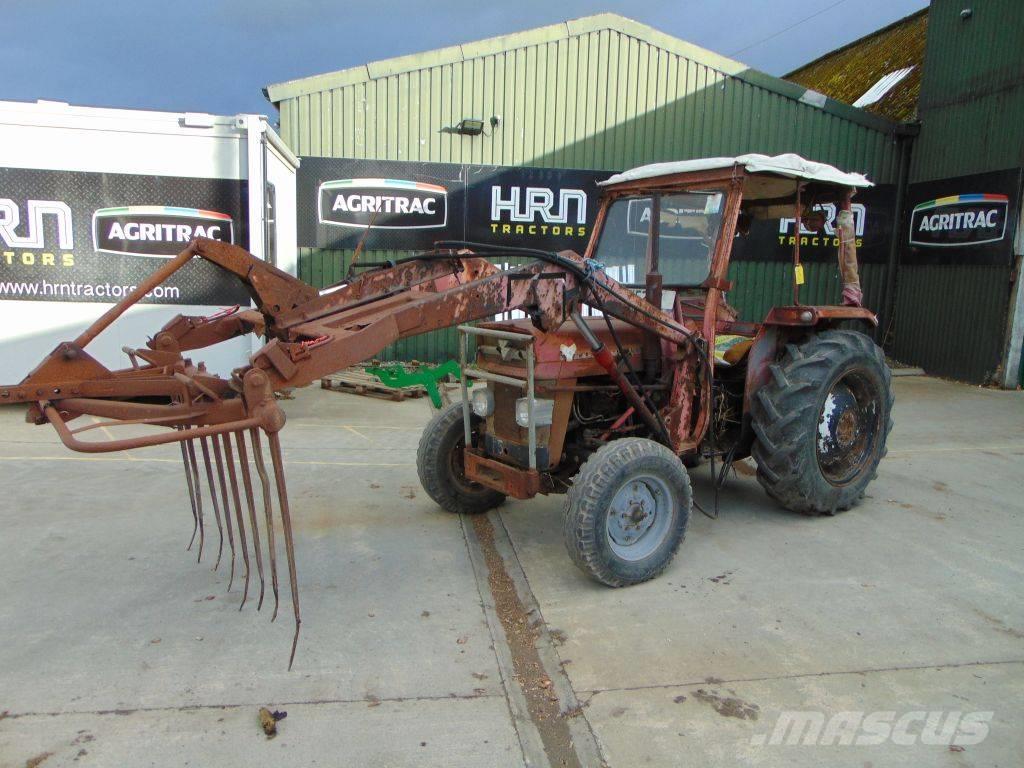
[4,0,928,117]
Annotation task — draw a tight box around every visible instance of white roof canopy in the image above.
[600,153,873,188]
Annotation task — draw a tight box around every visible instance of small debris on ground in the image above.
[692,689,759,720]
[25,753,53,768]
[258,707,287,738]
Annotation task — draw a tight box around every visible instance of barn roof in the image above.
[785,8,928,123]
[265,13,893,132]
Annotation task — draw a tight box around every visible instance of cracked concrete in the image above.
[1,375,1022,766]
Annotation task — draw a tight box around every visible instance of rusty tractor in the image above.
[1,154,893,665]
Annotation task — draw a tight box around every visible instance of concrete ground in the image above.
[0,376,1021,767]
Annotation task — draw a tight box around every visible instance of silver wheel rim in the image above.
[606,473,674,561]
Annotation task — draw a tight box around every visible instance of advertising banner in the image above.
[902,168,1021,266]
[298,156,899,265]
[297,156,606,253]
[0,167,249,304]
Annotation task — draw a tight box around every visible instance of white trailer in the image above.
[0,100,298,380]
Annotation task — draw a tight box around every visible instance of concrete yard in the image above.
[1,376,1021,767]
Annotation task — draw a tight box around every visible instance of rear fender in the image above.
[735,305,878,455]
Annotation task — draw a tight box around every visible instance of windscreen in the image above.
[593,191,724,287]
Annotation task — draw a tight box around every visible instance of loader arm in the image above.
[0,237,698,668]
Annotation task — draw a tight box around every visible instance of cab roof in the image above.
[599,153,872,189]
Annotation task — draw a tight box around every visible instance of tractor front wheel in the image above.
[563,438,692,587]
[750,329,893,515]
[417,402,506,515]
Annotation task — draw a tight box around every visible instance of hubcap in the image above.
[606,474,674,561]
[816,373,881,486]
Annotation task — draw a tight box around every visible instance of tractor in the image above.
[2,153,893,665]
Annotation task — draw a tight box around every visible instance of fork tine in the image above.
[178,428,199,551]
[268,432,301,670]
[235,430,266,611]
[199,437,224,571]
[184,435,205,563]
[211,436,237,590]
[250,427,280,621]
[222,433,251,609]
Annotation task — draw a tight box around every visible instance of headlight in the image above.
[471,388,494,417]
[515,397,554,428]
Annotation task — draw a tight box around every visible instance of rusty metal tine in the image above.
[235,430,266,611]
[250,427,280,621]
[178,428,199,551]
[211,436,237,590]
[184,435,205,563]
[222,433,251,610]
[268,431,301,670]
[198,436,224,571]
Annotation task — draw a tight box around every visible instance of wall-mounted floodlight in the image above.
[455,119,485,136]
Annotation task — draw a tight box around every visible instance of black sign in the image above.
[318,178,448,230]
[298,157,606,252]
[93,207,235,258]
[464,165,605,250]
[298,157,901,266]
[0,167,249,304]
[902,168,1021,266]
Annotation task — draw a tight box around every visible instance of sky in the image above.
[3,0,930,118]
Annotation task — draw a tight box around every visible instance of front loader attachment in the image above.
[0,238,503,667]
[2,236,700,667]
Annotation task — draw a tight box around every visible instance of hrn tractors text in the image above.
[2,154,894,665]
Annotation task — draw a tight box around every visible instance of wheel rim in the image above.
[447,429,488,495]
[816,370,882,486]
[606,473,674,561]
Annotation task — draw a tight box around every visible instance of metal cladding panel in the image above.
[891,264,1013,383]
[279,21,899,363]
[911,0,1024,182]
[727,261,888,324]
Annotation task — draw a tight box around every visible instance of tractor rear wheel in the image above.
[417,402,506,515]
[563,438,692,587]
[750,329,893,515]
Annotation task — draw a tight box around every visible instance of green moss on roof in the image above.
[786,8,927,123]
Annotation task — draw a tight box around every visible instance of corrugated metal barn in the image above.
[790,0,1024,386]
[265,13,901,364]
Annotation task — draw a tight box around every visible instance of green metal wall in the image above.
[270,15,899,363]
[889,0,1024,383]
[891,265,1013,383]
[910,0,1024,183]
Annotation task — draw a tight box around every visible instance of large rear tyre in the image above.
[750,329,893,515]
[417,402,506,514]
[563,438,691,587]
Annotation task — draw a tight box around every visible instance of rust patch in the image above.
[470,514,583,768]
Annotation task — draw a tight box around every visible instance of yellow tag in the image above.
[794,264,805,285]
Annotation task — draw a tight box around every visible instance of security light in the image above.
[455,118,485,136]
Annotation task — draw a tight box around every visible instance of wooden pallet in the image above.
[320,366,427,402]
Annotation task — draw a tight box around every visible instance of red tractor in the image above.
[3,154,893,664]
